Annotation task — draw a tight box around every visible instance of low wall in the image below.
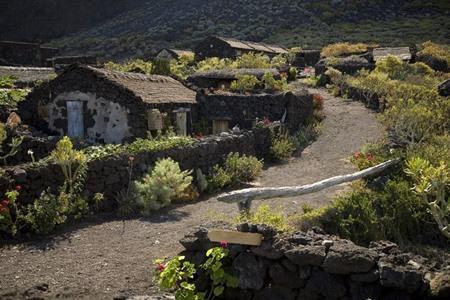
[197,90,313,132]
[0,129,271,209]
[180,223,449,300]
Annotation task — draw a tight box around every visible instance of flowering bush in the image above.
[154,244,238,300]
[312,93,324,111]
[351,151,379,170]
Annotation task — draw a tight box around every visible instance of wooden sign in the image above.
[208,230,263,246]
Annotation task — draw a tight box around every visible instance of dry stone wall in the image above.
[180,223,449,300]
[0,129,271,209]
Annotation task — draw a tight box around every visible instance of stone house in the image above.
[155,49,194,60]
[195,36,287,60]
[0,41,59,67]
[197,90,313,134]
[18,65,197,144]
[187,68,280,90]
[372,47,412,62]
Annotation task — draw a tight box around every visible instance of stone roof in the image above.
[373,47,411,61]
[215,36,288,55]
[83,65,197,104]
[0,66,56,85]
[189,68,280,80]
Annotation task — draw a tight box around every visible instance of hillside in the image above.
[2,0,450,60]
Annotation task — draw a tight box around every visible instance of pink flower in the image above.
[354,152,361,159]
[220,240,228,248]
[1,199,9,207]
[15,185,21,191]
[128,156,135,162]
[366,153,374,161]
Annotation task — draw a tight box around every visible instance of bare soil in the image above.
[0,87,385,299]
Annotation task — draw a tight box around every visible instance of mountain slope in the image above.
[4,0,449,59]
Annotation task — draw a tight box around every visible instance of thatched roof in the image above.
[188,68,280,80]
[373,47,411,62]
[70,65,196,104]
[0,66,56,85]
[215,36,288,55]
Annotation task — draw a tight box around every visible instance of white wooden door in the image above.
[67,101,84,138]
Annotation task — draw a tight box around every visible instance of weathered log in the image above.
[217,159,400,205]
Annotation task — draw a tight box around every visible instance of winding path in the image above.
[0,87,385,299]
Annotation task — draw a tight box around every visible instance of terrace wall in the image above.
[0,129,271,209]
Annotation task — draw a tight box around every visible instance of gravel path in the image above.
[0,87,385,299]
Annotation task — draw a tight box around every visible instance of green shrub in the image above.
[262,72,288,92]
[135,158,193,214]
[374,55,434,81]
[321,42,369,58]
[208,153,263,192]
[296,179,439,246]
[0,89,28,108]
[230,75,260,93]
[236,204,292,232]
[417,41,450,66]
[0,76,16,88]
[270,54,287,68]
[271,133,295,161]
[196,57,232,71]
[231,52,271,69]
[23,190,67,235]
[104,59,153,74]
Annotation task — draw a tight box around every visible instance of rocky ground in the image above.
[0,87,386,299]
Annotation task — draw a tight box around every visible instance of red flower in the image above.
[194,132,204,139]
[354,152,361,159]
[15,185,21,191]
[0,206,8,214]
[220,240,228,248]
[263,117,271,126]
[366,153,374,161]
[1,199,9,207]
[128,156,135,162]
[156,263,166,272]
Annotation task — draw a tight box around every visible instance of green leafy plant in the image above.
[0,122,24,165]
[0,89,28,108]
[154,245,238,300]
[0,76,16,88]
[231,52,270,69]
[135,158,193,214]
[321,42,369,58]
[405,157,450,239]
[236,204,292,232]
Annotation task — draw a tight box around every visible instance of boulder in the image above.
[251,240,283,260]
[378,257,423,293]
[304,269,347,299]
[233,253,268,290]
[285,245,326,266]
[254,285,297,300]
[322,241,378,274]
[268,263,305,288]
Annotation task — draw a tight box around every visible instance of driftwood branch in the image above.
[217,159,400,205]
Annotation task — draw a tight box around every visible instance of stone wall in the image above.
[197,90,313,132]
[180,223,449,300]
[0,129,271,209]
[0,41,58,67]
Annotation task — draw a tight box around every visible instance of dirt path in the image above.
[0,87,385,299]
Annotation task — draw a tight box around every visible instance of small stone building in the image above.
[187,68,280,90]
[155,49,194,60]
[0,41,59,67]
[293,50,321,68]
[197,90,312,134]
[195,36,287,60]
[18,65,197,144]
[373,47,412,62]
